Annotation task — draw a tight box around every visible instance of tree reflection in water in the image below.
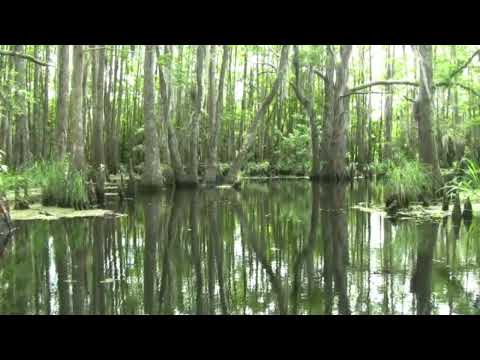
[1,181,480,315]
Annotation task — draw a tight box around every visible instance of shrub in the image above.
[244,161,271,177]
[273,123,311,175]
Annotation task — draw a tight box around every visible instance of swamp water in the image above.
[1,180,479,315]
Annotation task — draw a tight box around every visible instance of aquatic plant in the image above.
[243,161,272,177]
[385,160,433,207]
[40,159,89,209]
[444,158,480,200]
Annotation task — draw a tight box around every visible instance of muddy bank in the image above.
[10,203,125,221]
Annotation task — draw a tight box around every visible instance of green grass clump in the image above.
[39,159,89,209]
[444,158,480,200]
[244,161,271,177]
[385,160,432,207]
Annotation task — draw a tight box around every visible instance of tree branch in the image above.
[436,49,480,87]
[0,50,51,67]
[453,82,480,97]
[82,46,114,52]
[343,80,419,97]
[259,62,276,70]
[313,69,328,83]
[403,95,416,103]
[348,91,393,97]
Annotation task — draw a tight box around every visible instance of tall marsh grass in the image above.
[385,160,433,207]
[39,159,89,209]
[444,158,480,200]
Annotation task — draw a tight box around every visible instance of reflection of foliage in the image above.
[3,182,480,315]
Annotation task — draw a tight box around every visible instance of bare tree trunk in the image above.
[93,46,106,201]
[93,46,106,169]
[356,46,368,168]
[13,45,31,169]
[319,45,353,182]
[42,46,50,158]
[206,45,229,185]
[114,47,125,173]
[367,46,373,163]
[32,46,40,160]
[187,45,206,186]
[70,45,85,171]
[156,46,171,165]
[226,45,290,185]
[158,45,188,186]
[238,48,248,151]
[292,45,321,180]
[56,45,69,160]
[383,46,394,161]
[413,45,441,186]
[141,45,163,189]
[110,46,120,175]
[451,46,460,129]
[205,45,217,184]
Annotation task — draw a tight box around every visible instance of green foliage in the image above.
[218,163,231,177]
[0,172,16,196]
[244,161,271,176]
[38,159,89,209]
[385,159,433,206]
[273,123,311,175]
[444,158,480,199]
[0,151,38,197]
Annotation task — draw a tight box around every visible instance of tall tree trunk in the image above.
[206,45,229,184]
[187,45,206,185]
[13,45,31,169]
[413,45,441,186]
[226,45,290,185]
[156,46,171,165]
[93,46,106,169]
[383,45,394,161]
[319,45,353,182]
[110,46,120,174]
[70,45,86,171]
[42,46,50,158]
[292,45,321,180]
[451,46,460,129]
[32,46,40,160]
[56,45,69,160]
[115,47,125,172]
[357,46,368,168]
[205,45,217,184]
[238,48,248,151]
[141,45,163,189]
[160,46,189,186]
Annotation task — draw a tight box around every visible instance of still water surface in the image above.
[1,181,479,315]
